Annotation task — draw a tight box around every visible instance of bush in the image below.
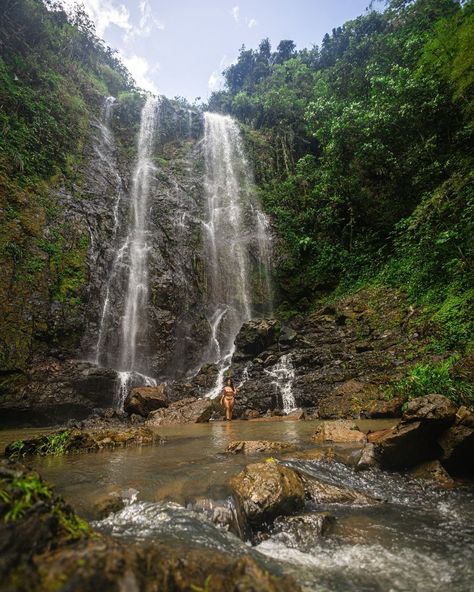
[386,357,474,407]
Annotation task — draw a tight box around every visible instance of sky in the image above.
[59,0,377,100]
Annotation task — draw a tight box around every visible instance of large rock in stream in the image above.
[146,397,215,425]
[368,394,458,469]
[230,461,305,527]
[438,406,474,476]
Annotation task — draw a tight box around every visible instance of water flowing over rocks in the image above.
[0,460,300,592]
[258,512,336,550]
[300,473,379,506]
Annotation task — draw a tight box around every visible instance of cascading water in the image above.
[119,96,158,373]
[93,95,159,409]
[265,354,297,413]
[202,113,273,397]
[93,96,123,366]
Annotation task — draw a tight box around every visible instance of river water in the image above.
[1,419,473,591]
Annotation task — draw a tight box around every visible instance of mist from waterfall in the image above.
[202,113,273,397]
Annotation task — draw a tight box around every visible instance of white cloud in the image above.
[231,6,240,22]
[126,0,165,40]
[120,52,159,94]
[246,17,257,28]
[59,0,132,37]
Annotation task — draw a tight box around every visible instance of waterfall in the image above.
[93,95,158,408]
[265,354,297,413]
[202,113,273,397]
[119,95,159,373]
[94,96,123,365]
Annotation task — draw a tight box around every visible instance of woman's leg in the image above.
[228,399,234,420]
[224,398,231,420]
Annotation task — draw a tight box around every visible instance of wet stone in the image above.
[225,440,297,455]
[230,461,305,527]
[312,420,367,444]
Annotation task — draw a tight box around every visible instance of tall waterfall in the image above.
[119,96,159,373]
[202,113,273,397]
[93,95,159,408]
[94,96,122,365]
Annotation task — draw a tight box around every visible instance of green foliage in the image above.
[37,431,71,456]
[7,431,71,458]
[208,0,472,354]
[386,357,474,407]
[1,472,52,522]
[0,469,91,539]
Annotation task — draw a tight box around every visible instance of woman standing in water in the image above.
[220,377,237,421]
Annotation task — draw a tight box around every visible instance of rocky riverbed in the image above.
[1,405,474,591]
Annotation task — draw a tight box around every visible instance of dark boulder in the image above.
[402,394,457,428]
[438,406,474,476]
[124,385,168,417]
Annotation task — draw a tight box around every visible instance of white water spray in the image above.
[202,113,273,398]
[265,354,297,413]
[119,96,159,372]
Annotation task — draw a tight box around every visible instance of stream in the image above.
[1,419,473,592]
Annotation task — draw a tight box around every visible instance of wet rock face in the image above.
[300,473,378,505]
[0,360,118,418]
[124,385,168,417]
[145,397,215,425]
[409,460,455,488]
[234,319,280,359]
[312,420,367,444]
[226,289,428,417]
[230,461,305,527]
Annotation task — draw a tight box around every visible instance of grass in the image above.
[0,470,91,539]
[385,357,474,408]
[6,431,71,459]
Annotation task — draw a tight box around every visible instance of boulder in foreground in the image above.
[230,461,305,527]
[124,385,168,417]
[146,397,214,425]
